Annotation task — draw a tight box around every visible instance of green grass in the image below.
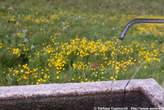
[0,0,164,85]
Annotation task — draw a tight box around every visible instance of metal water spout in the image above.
[119,18,164,40]
[119,18,164,107]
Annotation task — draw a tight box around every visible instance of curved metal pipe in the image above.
[119,18,164,40]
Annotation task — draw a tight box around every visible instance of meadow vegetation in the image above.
[0,0,164,85]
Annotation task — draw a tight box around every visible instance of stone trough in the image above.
[0,78,164,110]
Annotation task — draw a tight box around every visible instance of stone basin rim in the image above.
[0,78,163,108]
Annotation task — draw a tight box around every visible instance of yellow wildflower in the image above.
[11,48,21,57]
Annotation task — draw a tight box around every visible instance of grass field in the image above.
[0,0,164,86]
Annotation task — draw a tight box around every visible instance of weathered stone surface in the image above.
[0,78,163,110]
